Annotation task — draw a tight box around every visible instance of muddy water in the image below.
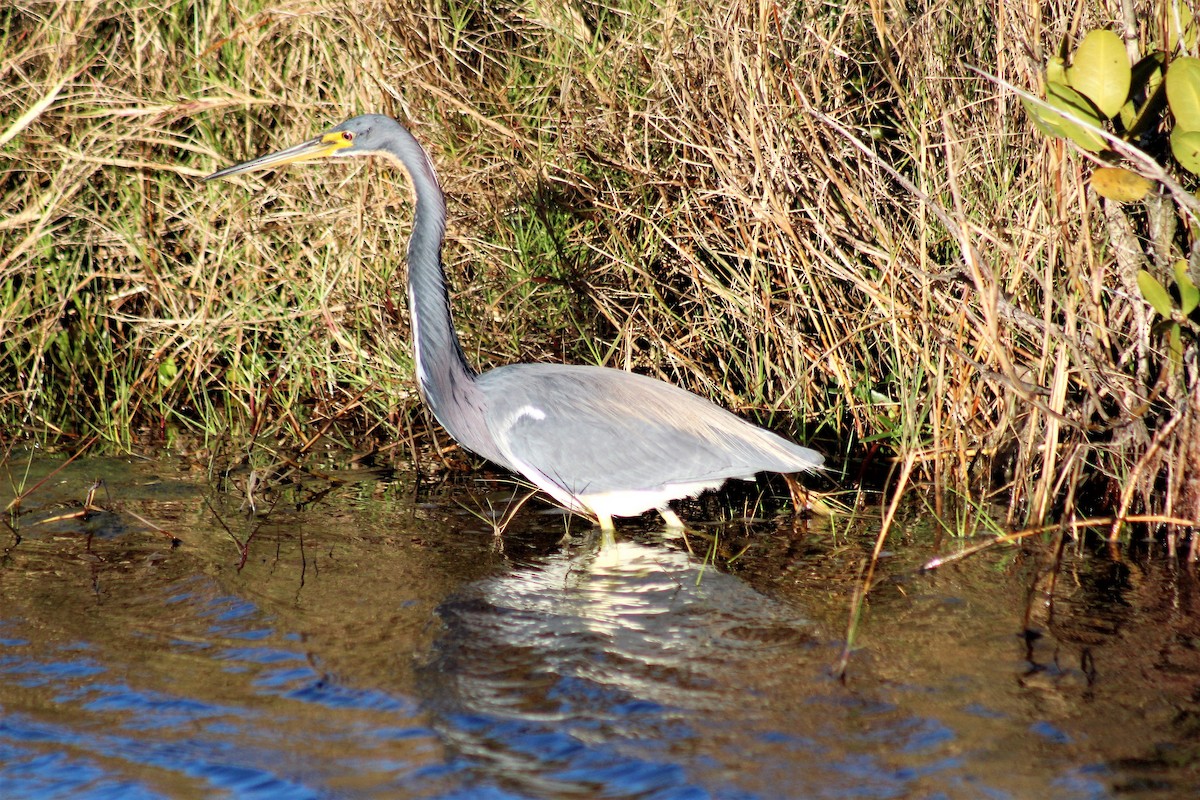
[1,452,1198,798]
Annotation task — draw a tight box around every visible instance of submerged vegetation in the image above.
[2,0,1199,546]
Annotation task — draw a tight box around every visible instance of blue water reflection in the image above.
[1,456,1195,798]
[0,568,437,798]
[421,537,825,798]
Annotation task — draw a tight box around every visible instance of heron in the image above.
[205,114,823,531]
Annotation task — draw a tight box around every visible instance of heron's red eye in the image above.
[342,131,354,142]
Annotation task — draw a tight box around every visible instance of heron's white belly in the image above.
[576,480,731,518]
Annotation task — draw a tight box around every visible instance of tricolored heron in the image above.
[206,115,823,530]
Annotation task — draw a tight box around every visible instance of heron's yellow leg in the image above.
[596,513,617,548]
[659,507,684,529]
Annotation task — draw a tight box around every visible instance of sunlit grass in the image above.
[2,0,1197,543]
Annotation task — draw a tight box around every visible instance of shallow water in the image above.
[1,452,1198,798]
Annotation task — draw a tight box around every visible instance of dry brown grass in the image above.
[2,0,1198,544]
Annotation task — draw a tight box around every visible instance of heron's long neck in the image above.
[405,170,477,402]
[384,131,494,452]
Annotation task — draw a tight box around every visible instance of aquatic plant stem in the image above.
[835,452,917,680]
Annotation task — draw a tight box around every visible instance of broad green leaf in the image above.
[1120,52,1167,134]
[1132,51,1167,96]
[1137,269,1174,317]
[1091,166,1152,202]
[1169,322,1183,368]
[1170,127,1200,174]
[1118,97,1137,131]
[1023,95,1067,139]
[1046,55,1067,86]
[1067,29,1131,118]
[1166,57,1200,131]
[1045,82,1108,151]
[1174,259,1199,315]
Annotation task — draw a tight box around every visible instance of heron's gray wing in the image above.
[477,363,821,498]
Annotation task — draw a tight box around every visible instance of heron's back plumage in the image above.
[475,364,822,516]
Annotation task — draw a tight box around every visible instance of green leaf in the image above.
[1174,259,1199,315]
[1020,80,1109,151]
[1132,51,1167,96]
[1047,82,1109,151]
[1166,56,1200,131]
[1169,322,1184,368]
[1170,127,1200,174]
[1022,94,1064,139]
[1046,55,1067,86]
[1120,52,1168,134]
[1067,29,1131,118]
[1138,269,1175,317]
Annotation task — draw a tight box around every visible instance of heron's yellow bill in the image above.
[204,130,354,181]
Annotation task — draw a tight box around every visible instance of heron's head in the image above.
[204,114,408,181]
